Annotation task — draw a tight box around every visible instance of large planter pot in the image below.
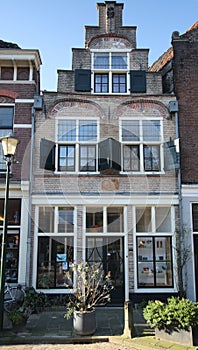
[155,327,198,346]
[73,309,96,336]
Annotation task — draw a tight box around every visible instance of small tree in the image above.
[64,262,114,320]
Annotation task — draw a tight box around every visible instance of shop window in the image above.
[37,236,74,289]
[137,236,173,288]
[192,204,198,232]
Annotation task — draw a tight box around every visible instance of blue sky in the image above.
[1,0,197,91]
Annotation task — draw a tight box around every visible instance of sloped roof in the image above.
[149,21,198,72]
[0,39,21,49]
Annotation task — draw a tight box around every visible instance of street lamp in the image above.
[0,135,19,330]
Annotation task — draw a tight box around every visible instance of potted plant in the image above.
[64,262,114,335]
[7,305,32,332]
[143,296,198,346]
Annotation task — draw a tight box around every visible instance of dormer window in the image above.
[92,52,129,94]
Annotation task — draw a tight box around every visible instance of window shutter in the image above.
[164,140,180,171]
[130,70,146,93]
[98,138,121,172]
[75,69,91,92]
[40,138,55,171]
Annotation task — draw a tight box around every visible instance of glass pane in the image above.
[136,208,151,232]
[192,204,198,232]
[107,207,123,232]
[37,236,73,289]
[86,208,103,232]
[122,121,139,141]
[80,145,96,172]
[58,120,76,141]
[112,74,126,93]
[0,199,21,226]
[94,53,109,69]
[58,207,74,232]
[94,74,109,93]
[79,121,97,141]
[0,107,14,128]
[123,145,140,171]
[0,229,20,283]
[112,53,127,69]
[144,146,160,171]
[156,261,173,286]
[58,145,75,171]
[38,207,54,233]
[143,120,161,141]
[156,207,171,232]
[137,261,154,287]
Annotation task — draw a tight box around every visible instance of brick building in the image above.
[150,22,198,300]
[31,1,179,304]
[0,40,42,286]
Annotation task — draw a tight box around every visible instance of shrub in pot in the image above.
[64,262,114,335]
[143,296,198,346]
[7,305,32,332]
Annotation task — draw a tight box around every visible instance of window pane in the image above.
[94,74,109,93]
[38,207,54,233]
[0,229,20,283]
[94,53,109,69]
[144,145,160,171]
[107,207,123,232]
[123,145,140,171]
[0,199,21,226]
[37,236,73,289]
[136,208,151,232]
[58,207,74,232]
[58,120,76,141]
[58,145,75,171]
[112,53,127,69]
[86,207,103,232]
[155,237,173,287]
[0,107,14,128]
[122,121,140,141]
[156,207,171,232]
[79,120,97,141]
[143,121,161,141]
[137,237,154,287]
[112,74,126,93]
[193,204,198,232]
[80,145,96,172]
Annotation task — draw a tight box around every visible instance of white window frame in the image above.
[91,50,130,95]
[55,117,100,174]
[119,117,164,174]
[133,205,177,293]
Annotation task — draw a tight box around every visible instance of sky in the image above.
[1,0,197,91]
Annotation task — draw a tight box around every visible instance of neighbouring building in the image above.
[31,1,180,304]
[0,40,42,286]
[150,22,198,301]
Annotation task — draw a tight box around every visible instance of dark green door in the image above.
[86,237,124,305]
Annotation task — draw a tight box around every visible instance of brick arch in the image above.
[87,33,132,49]
[115,99,169,118]
[0,90,18,100]
[48,98,105,118]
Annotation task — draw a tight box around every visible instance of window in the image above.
[37,236,74,289]
[0,107,14,171]
[57,119,98,172]
[86,207,124,233]
[192,204,198,232]
[36,206,75,289]
[0,199,21,283]
[121,119,162,172]
[92,52,129,94]
[135,206,174,288]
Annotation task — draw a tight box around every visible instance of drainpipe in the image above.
[25,105,35,286]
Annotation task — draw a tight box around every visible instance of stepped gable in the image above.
[0,39,21,49]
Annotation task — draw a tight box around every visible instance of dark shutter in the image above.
[98,138,121,172]
[164,140,180,171]
[130,70,146,93]
[40,138,55,171]
[75,69,91,92]
[0,107,13,128]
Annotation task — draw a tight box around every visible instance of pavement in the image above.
[0,307,196,350]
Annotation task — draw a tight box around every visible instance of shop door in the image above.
[194,235,198,301]
[86,237,124,305]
